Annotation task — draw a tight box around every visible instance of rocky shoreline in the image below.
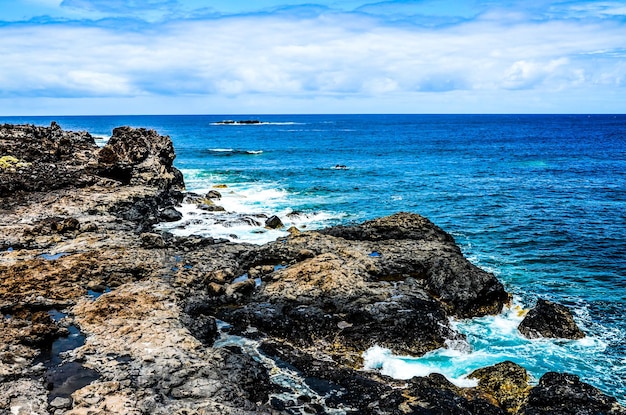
[1,123,624,415]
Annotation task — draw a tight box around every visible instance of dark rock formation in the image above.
[206,190,222,200]
[264,215,284,229]
[320,213,510,317]
[158,206,183,222]
[522,372,626,415]
[0,122,98,196]
[260,341,506,415]
[518,299,585,339]
[211,213,509,364]
[97,126,184,190]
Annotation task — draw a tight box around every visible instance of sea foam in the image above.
[364,302,609,390]
[156,177,345,244]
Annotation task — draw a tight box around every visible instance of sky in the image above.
[0,0,625,115]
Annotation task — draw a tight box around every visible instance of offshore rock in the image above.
[264,215,284,229]
[518,299,585,339]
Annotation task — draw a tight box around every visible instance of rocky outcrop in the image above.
[522,372,626,415]
[0,122,98,196]
[1,124,273,414]
[97,126,184,190]
[470,361,531,414]
[518,299,585,339]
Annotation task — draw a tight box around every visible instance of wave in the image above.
[363,301,620,397]
[155,178,346,244]
[205,149,264,156]
[210,121,305,126]
[91,133,110,147]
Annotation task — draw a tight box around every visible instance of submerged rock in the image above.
[518,299,585,340]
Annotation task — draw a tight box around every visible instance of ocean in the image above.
[3,114,625,401]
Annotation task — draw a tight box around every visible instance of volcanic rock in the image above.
[470,361,531,413]
[97,126,184,190]
[522,372,626,415]
[518,299,585,339]
[264,215,284,229]
[1,123,623,415]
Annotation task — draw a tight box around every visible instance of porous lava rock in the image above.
[522,372,626,415]
[518,299,585,339]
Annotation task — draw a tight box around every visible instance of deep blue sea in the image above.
[3,114,625,401]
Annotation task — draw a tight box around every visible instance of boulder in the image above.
[470,361,531,413]
[159,206,183,222]
[518,299,585,339]
[523,372,626,415]
[206,190,222,200]
[264,215,284,229]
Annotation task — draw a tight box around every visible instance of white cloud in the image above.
[0,3,625,113]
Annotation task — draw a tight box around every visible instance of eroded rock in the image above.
[523,372,626,415]
[518,299,585,340]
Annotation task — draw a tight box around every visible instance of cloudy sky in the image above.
[1,0,625,115]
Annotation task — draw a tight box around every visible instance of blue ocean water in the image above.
[3,114,625,401]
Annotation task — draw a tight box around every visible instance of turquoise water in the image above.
[3,114,625,401]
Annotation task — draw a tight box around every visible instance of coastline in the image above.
[1,122,624,415]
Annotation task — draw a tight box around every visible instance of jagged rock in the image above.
[470,361,531,413]
[1,123,623,415]
[264,215,284,229]
[248,213,510,318]
[97,126,184,190]
[518,299,585,339]
[0,122,98,196]
[522,372,626,415]
[225,250,463,361]
[181,296,218,345]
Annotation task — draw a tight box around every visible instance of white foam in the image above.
[156,180,346,244]
[210,121,305,126]
[362,300,617,393]
[92,133,110,147]
[363,346,478,388]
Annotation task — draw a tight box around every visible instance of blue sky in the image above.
[0,1,625,114]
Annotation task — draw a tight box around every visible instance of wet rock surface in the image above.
[522,372,626,415]
[1,123,622,415]
[518,299,585,340]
